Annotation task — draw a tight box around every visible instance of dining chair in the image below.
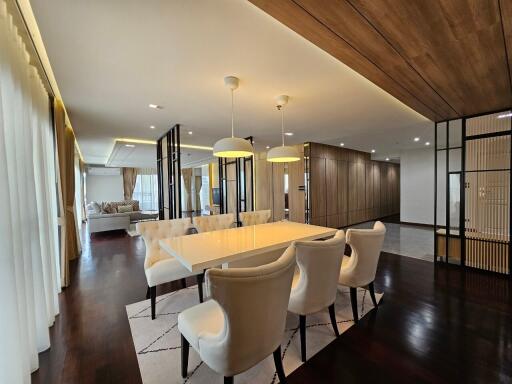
[239,210,272,226]
[137,219,204,320]
[178,244,297,383]
[192,213,236,233]
[339,221,386,323]
[288,230,346,362]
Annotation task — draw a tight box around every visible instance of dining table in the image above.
[159,220,337,272]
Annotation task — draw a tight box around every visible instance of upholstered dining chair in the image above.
[339,221,386,323]
[192,213,236,233]
[137,219,204,320]
[288,230,346,362]
[239,209,272,226]
[178,244,297,383]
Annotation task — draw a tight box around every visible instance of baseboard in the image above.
[400,221,434,229]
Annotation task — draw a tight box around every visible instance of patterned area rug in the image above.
[126,286,382,383]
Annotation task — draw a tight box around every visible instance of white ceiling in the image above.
[31,0,433,167]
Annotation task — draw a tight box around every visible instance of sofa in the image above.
[86,200,158,233]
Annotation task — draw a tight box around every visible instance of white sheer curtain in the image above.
[133,168,158,211]
[0,2,60,383]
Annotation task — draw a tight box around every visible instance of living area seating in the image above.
[192,213,236,233]
[178,244,296,383]
[137,218,204,319]
[339,221,386,323]
[86,199,157,233]
[239,210,271,226]
[288,230,346,362]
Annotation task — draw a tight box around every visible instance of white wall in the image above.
[86,174,124,203]
[400,148,435,225]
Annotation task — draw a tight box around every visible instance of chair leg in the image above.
[273,346,287,383]
[197,271,204,303]
[181,334,189,378]
[299,315,306,362]
[328,303,339,337]
[145,285,150,300]
[180,278,187,288]
[150,286,156,320]
[350,287,358,323]
[368,281,378,308]
[224,377,234,384]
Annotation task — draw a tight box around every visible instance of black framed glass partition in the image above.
[157,124,181,219]
[435,109,512,275]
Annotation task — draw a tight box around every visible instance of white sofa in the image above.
[86,200,157,233]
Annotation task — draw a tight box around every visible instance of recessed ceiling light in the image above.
[371,149,376,153]
[497,112,512,119]
[414,137,420,142]
[284,132,293,136]
[148,104,163,109]
[188,131,193,135]
[339,142,345,147]
[149,125,155,129]
[425,141,431,146]
[125,144,135,148]
[386,157,390,161]
[266,145,270,149]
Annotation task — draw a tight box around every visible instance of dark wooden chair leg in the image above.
[180,278,187,288]
[181,334,189,378]
[350,287,358,323]
[197,272,204,303]
[299,315,306,362]
[328,303,339,337]
[224,376,234,384]
[368,281,378,308]
[145,285,150,300]
[273,346,287,383]
[150,286,156,320]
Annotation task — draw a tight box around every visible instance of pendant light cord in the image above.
[231,88,234,138]
[280,105,285,146]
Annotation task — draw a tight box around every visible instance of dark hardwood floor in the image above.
[32,226,512,384]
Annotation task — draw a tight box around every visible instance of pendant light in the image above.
[267,95,300,162]
[213,76,254,158]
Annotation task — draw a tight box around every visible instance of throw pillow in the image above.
[117,204,133,213]
[101,202,116,214]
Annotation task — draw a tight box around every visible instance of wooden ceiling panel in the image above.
[249,0,512,121]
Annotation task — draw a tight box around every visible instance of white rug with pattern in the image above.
[126,286,382,383]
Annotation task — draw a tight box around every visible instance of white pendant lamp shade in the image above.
[267,144,301,162]
[213,137,254,158]
[213,76,254,158]
[267,95,300,163]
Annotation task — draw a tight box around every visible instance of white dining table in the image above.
[159,221,337,272]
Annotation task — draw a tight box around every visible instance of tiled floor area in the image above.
[350,221,434,262]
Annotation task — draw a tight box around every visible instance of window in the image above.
[133,169,158,211]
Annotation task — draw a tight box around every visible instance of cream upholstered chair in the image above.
[288,230,345,362]
[339,221,386,323]
[192,213,236,233]
[239,210,271,226]
[178,244,297,383]
[137,219,204,320]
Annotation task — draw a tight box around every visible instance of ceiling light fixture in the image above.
[266,145,270,149]
[497,112,512,119]
[267,95,301,163]
[188,131,193,135]
[386,157,390,161]
[149,125,155,129]
[371,149,376,153]
[148,104,163,109]
[414,137,420,142]
[340,142,345,147]
[213,76,253,158]
[125,144,135,148]
[425,141,431,146]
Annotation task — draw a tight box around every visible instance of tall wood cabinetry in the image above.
[306,142,399,227]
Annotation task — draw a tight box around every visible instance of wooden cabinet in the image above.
[310,157,326,220]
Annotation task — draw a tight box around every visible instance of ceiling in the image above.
[31,0,435,166]
[250,0,512,122]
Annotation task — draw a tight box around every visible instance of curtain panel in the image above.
[123,167,138,200]
[182,168,193,212]
[55,100,80,287]
[0,2,60,382]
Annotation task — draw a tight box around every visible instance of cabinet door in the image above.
[310,157,326,219]
[326,158,338,215]
[337,160,348,227]
[289,155,305,223]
